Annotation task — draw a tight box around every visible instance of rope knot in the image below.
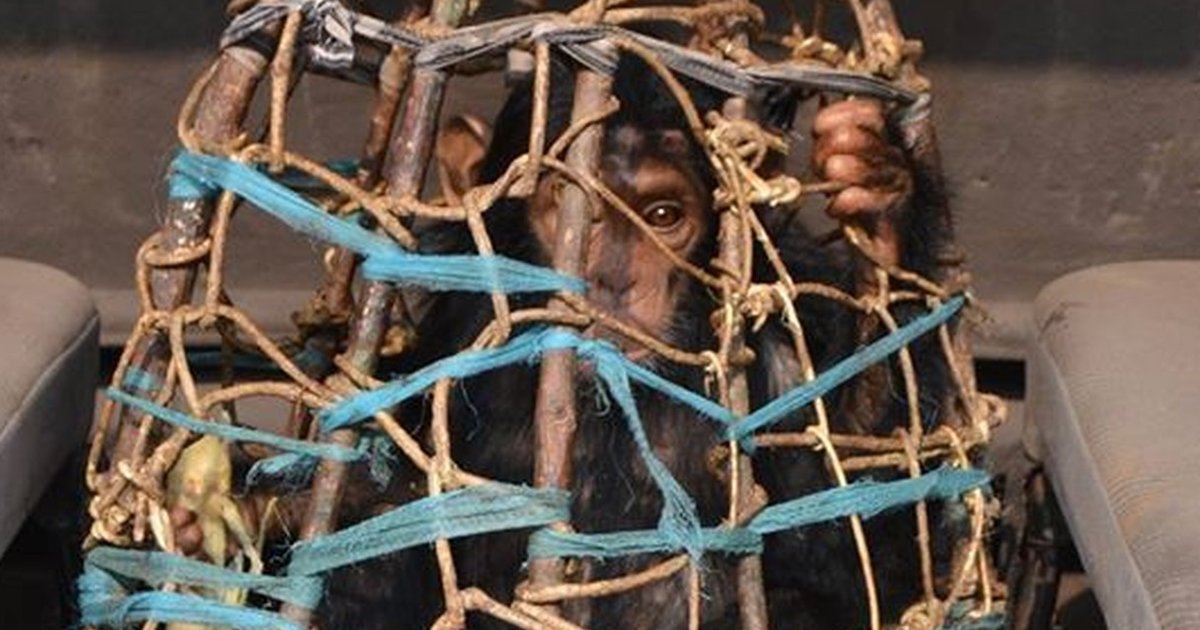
[704,112,783,169]
[700,350,727,399]
[742,282,803,333]
[704,111,797,214]
[459,185,490,220]
[899,599,945,630]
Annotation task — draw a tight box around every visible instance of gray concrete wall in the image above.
[1,1,1198,354]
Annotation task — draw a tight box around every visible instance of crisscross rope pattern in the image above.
[82,2,1006,629]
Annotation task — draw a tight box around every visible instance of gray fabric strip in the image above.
[220,1,916,102]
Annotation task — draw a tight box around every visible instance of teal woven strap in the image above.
[318,327,582,431]
[528,466,989,559]
[79,564,303,630]
[105,387,360,463]
[86,546,322,608]
[120,366,163,392]
[168,150,584,295]
[528,527,762,559]
[287,482,570,576]
[729,295,965,443]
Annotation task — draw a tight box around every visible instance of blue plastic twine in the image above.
[105,387,360,463]
[528,465,989,559]
[85,546,322,608]
[287,483,570,576]
[167,150,584,295]
[729,295,965,443]
[79,564,303,630]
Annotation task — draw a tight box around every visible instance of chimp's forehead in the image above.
[601,123,707,194]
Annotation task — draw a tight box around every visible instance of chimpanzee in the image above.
[351,53,960,630]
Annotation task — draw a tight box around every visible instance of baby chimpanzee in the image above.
[333,53,959,630]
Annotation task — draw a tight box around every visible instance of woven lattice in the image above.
[82,2,1007,629]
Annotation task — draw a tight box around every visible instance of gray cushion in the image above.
[0,258,98,555]
[1028,260,1200,630]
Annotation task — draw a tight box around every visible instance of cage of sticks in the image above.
[81,1,1008,629]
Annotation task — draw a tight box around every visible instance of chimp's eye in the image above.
[642,201,685,228]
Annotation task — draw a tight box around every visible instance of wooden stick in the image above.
[526,55,615,618]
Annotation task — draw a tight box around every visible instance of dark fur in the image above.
[321,54,959,630]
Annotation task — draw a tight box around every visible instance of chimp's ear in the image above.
[435,114,491,203]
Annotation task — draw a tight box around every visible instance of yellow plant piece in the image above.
[165,433,264,630]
